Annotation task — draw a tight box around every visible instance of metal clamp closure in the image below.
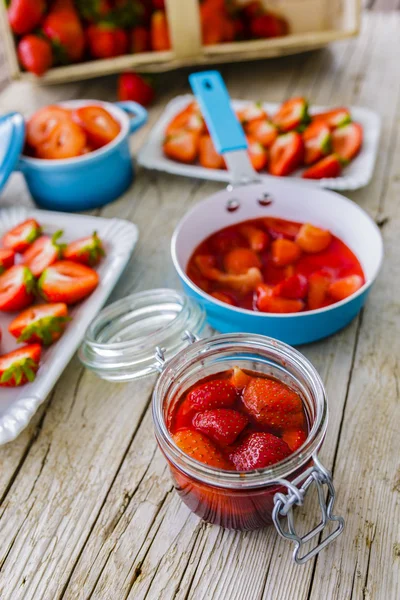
[154,330,200,373]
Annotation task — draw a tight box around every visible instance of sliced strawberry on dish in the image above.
[192,409,248,446]
[72,106,121,150]
[246,119,278,148]
[26,106,71,149]
[165,102,204,136]
[224,248,261,275]
[38,260,99,305]
[198,135,225,169]
[36,120,87,160]
[63,231,105,266]
[256,284,304,314]
[274,273,308,299]
[0,249,15,274]
[271,238,301,267]
[282,428,307,452]
[230,432,291,471]
[236,103,268,125]
[163,131,199,164]
[22,231,65,277]
[312,107,351,129]
[173,429,233,469]
[2,218,42,253]
[302,154,342,179]
[0,266,35,312]
[9,303,69,346]
[272,97,309,132]
[187,379,237,412]
[269,132,304,176]
[307,270,332,310]
[328,274,364,301]
[239,224,269,252]
[296,223,332,254]
[0,344,41,387]
[242,376,304,429]
[332,122,363,161]
[230,367,251,390]
[303,121,331,165]
[247,135,268,171]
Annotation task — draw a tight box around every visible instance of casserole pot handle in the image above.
[272,454,344,564]
[115,101,148,134]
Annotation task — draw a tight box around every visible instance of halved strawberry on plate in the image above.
[303,121,331,165]
[0,249,15,274]
[247,135,268,171]
[2,218,42,253]
[269,132,304,176]
[22,230,65,277]
[163,131,199,164]
[63,231,105,267]
[236,102,268,126]
[332,122,363,161]
[165,102,205,136]
[38,260,99,304]
[312,107,351,129]
[0,265,35,312]
[272,97,309,132]
[9,303,69,346]
[0,344,41,387]
[302,154,342,179]
[246,119,278,148]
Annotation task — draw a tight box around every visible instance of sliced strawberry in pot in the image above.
[173,429,233,469]
[22,231,65,277]
[224,248,261,275]
[72,105,121,149]
[273,97,309,132]
[0,265,35,312]
[192,409,248,446]
[230,432,291,470]
[269,132,304,176]
[328,274,364,301]
[332,122,363,161]
[307,270,332,310]
[9,303,69,345]
[2,218,42,253]
[271,238,302,267]
[296,223,332,254]
[36,120,87,160]
[239,224,269,252]
[274,274,308,299]
[26,106,71,149]
[256,284,304,314]
[0,344,41,387]
[38,260,99,305]
[0,249,15,274]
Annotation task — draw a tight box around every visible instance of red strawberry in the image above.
[38,261,99,305]
[303,121,331,165]
[173,429,233,469]
[8,0,45,35]
[328,274,364,301]
[247,135,268,171]
[72,105,120,149]
[118,72,155,107]
[302,154,342,179]
[256,284,304,314]
[199,135,225,170]
[263,217,301,240]
[0,344,41,387]
[312,107,351,129]
[307,270,332,310]
[210,291,235,306]
[165,102,204,136]
[63,231,105,266]
[246,119,278,148]
[43,4,85,63]
[243,376,304,428]
[273,97,309,132]
[17,35,53,77]
[192,409,248,446]
[230,432,291,471]
[163,131,199,164]
[271,238,301,267]
[269,132,304,176]
[2,219,42,253]
[282,428,307,452]
[86,24,128,59]
[274,274,308,300]
[9,303,69,346]
[26,106,71,149]
[187,379,237,412]
[250,13,288,39]
[0,249,15,274]
[224,248,261,275]
[22,231,65,277]
[151,10,171,51]
[131,26,151,53]
[332,122,363,161]
[236,103,268,125]
[239,224,269,252]
[296,223,332,254]
[0,266,35,312]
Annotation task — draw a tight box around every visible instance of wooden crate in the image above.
[0,0,361,84]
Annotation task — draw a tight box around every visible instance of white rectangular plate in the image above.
[138,94,381,191]
[0,207,138,445]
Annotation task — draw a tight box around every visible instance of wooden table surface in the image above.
[0,11,399,600]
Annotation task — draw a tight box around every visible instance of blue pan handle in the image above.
[115,101,148,134]
[189,71,247,155]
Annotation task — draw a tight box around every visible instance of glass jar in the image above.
[80,289,344,564]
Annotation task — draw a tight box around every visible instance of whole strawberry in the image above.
[243,377,304,429]
[192,409,248,446]
[173,429,233,469]
[187,379,237,412]
[230,432,291,471]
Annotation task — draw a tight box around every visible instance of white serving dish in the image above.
[138,94,381,191]
[0,207,138,445]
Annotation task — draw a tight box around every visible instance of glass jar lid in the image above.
[79,289,207,381]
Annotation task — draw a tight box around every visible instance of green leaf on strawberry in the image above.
[17,315,71,346]
[0,357,38,386]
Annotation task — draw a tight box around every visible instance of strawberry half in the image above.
[163,131,199,164]
[2,218,42,253]
[230,432,291,471]
[63,231,105,266]
[332,122,363,161]
[38,260,99,304]
[269,132,304,176]
[296,223,332,254]
[9,303,69,346]
[302,154,342,179]
[199,135,225,170]
[303,121,331,165]
[273,97,309,132]
[237,103,268,125]
[312,107,351,129]
[0,248,15,274]
[239,224,269,252]
[307,270,332,310]
[274,273,308,300]
[242,376,304,428]
[0,344,41,387]
[328,274,364,301]
[187,379,237,412]
[192,408,248,446]
[246,119,278,148]
[22,230,65,277]
[256,284,304,314]
[247,135,268,171]
[173,429,233,469]
[0,265,35,312]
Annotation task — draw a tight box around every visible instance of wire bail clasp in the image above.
[154,330,200,373]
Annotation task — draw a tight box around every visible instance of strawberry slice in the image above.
[256,284,304,314]
[303,121,331,165]
[26,106,72,149]
[273,97,309,132]
[224,248,261,275]
[38,260,99,304]
[243,376,304,428]
[271,238,301,266]
[328,274,364,301]
[246,135,268,171]
[296,223,332,254]
[332,122,363,161]
[187,379,237,412]
[173,429,233,469]
[274,273,308,299]
[239,224,269,252]
[282,428,307,452]
[237,103,268,125]
[9,303,69,345]
[22,231,65,277]
[195,255,262,294]
[246,119,278,148]
[166,102,204,136]
[302,154,342,179]
[0,344,41,387]
[198,135,225,169]
[210,291,236,306]
[230,432,291,470]
[263,217,301,240]
[163,131,199,164]
[0,266,35,312]
[72,105,121,149]
[0,249,15,274]
[192,409,248,446]
[2,218,42,253]
[230,367,251,390]
[63,231,105,266]
[307,270,332,310]
[312,107,351,129]
[269,132,304,176]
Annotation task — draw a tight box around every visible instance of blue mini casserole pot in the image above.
[1,100,147,212]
